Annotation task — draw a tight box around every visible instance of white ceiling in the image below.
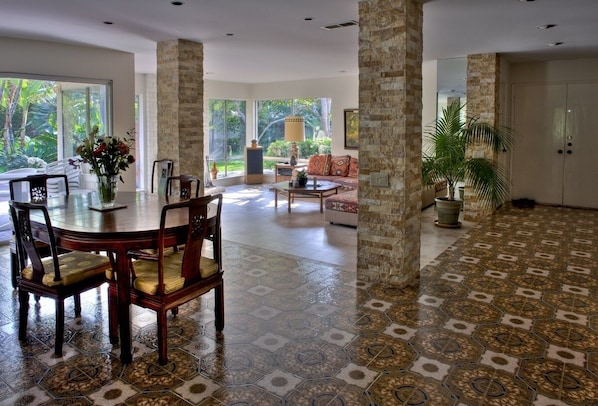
[1,0,597,84]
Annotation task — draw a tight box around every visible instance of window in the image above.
[0,76,111,172]
[256,98,332,166]
[208,99,246,177]
[60,82,111,158]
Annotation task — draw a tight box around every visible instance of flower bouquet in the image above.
[71,125,135,208]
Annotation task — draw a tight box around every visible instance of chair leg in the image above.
[107,283,119,344]
[157,309,168,365]
[214,283,224,331]
[74,294,82,317]
[55,299,65,357]
[18,289,29,342]
[10,251,18,289]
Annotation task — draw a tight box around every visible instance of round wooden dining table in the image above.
[37,191,190,364]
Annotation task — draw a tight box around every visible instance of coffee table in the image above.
[273,180,342,213]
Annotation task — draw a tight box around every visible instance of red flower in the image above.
[93,144,107,156]
[118,141,130,155]
[71,126,136,179]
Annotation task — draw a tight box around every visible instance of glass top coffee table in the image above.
[273,180,342,213]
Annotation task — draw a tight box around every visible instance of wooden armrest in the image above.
[127,249,159,261]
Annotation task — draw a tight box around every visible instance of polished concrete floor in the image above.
[0,185,596,405]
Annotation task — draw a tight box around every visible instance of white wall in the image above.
[422,60,438,153]
[135,73,157,191]
[0,37,137,191]
[510,58,598,84]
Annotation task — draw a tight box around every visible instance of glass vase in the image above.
[97,175,118,208]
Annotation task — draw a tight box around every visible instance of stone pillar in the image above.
[157,39,204,189]
[465,53,500,221]
[357,0,423,287]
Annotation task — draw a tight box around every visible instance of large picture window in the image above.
[256,98,332,165]
[208,99,247,178]
[0,76,112,172]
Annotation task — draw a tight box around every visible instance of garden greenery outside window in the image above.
[0,76,112,172]
[256,98,332,171]
[208,99,246,177]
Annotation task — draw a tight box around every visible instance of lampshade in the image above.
[284,116,305,142]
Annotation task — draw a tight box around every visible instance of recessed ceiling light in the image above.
[546,42,564,47]
[226,33,234,37]
[171,1,183,5]
[517,0,535,2]
[103,21,113,25]
[536,24,557,29]
[304,17,314,21]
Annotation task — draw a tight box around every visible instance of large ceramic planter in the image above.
[435,197,462,228]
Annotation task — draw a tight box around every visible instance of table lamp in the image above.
[284,116,305,166]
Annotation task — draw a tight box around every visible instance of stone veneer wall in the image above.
[465,53,501,221]
[157,40,204,190]
[357,0,423,287]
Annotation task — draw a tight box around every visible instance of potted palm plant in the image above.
[422,101,514,228]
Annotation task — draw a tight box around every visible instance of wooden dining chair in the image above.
[151,159,174,196]
[115,194,224,365]
[9,200,111,356]
[166,174,200,200]
[8,174,70,288]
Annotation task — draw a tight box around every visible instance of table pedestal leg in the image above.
[116,251,132,364]
[319,193,323,213]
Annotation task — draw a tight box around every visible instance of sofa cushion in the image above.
[307,154,331,176]
[325,189,358,214]
[348,156,359,178]
[328,155,351,177]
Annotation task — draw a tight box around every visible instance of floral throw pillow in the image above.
[329,155,351,177]
[348,156,359,178]
[307,154,331,176]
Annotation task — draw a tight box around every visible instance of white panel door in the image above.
[511,84,567,205]
[512,82,598,209]
[562,83,598,208]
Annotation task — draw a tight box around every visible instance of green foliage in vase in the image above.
[73,125,135,182]
[296,169,308,180]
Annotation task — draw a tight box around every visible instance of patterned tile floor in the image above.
[0,186,596,405]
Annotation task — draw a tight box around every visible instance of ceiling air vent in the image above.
[321,20,359,30]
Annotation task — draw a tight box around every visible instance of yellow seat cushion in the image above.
[22,251,111,287]
[131,252,219,295]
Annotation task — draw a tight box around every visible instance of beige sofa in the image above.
[301,154,358,189]
[324,181,447,227]
[301,154,447,227]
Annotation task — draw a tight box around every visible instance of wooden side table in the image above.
[275,163,307,182]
